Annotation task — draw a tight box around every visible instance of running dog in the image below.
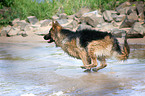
[44,21,130,71]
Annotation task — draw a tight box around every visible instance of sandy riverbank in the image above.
[0,35,145,45]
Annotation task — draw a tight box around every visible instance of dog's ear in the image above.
[52,20,62,31]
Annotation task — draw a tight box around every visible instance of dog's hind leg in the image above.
[92,57,107,72]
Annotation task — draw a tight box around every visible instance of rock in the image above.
[116,1,131,13]
[27,16,38,25]
[127,22,145,38]
[100,23,115,31]
[110,28,126,38]
[130,22,145,34]
[59,13,68,19]
[111,21,119,27]
[40,19,51,27]
[75,8,90,18]
[14,20,29,28]
[77,23,92,31]
[80,13,99,27]
[119,16,137,28]
[52,15,59,20]
[57,19,68,25]
[119,11,138,28]
[127,11,138,21]
[12,18,20,26]
[83,10,99,17]
[64,20,78,29]
[96,16,105,24]
[0,25,11,36]
[138,12,144,21]
[126,6,136,15]
[34,26,51,36]
[67,15,75,19]
[112,14,126,22]
[103,10,117,22]
[136,4,144,15]
[20,24,31,31]
[7,27,20,36]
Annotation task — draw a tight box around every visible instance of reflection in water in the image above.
[0,43,145,96]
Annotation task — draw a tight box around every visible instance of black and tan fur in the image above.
[44,21,130,71]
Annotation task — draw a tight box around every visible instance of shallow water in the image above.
[0,42,145,96]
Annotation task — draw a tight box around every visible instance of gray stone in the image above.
[77,24,92,31]
[40,19,51,27]
[116,2,131,13]
[20,24,31,31]
[112,14,126,22]
[7,27,20,36]
[12,18,20,26]
[27,16,38,25]
[0,26,11,36]
[67,15,75,19]
[103,10,113,22]
[100,23,114,31]
[127,22,145,38]
[127,11,138,21]
[64,20,78,29]
[126,6,136,15]
[96,16,105,24]
[83,10,99,17]
[52,15,59,20]
[139,12,144,21]
[110,28,126,38]
[75,8,90,18]
[57,19,68,25]
[119,16,137,28]
[130,22,145,34]
[12,20,30,32]
[136,4,144,15]
[80,13,99,27]
[59,13,68,19]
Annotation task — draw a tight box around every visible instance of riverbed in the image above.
[0,38,145,96]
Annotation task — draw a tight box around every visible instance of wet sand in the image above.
[0,35,145,44]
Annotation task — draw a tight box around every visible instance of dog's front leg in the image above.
[78,50,91,70]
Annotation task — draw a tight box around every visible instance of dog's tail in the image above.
[117,32,130,61]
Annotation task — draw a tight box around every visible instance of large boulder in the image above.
[7,27,20,36]
[40,19,51,27]
[119,16,137,28]
[80,13,99,27]
[112,14,126,22]
[103,10,115,22]
[27,16,38,25]
[110,28,126,38]
[0,25,11,36]
[116,1,131,14]
[64,20,78,29]
[127,22,145,38]
[57,19,68,25]
[59,13,68,19]
[77,23,92,31]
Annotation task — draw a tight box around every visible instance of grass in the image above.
[0,0,143,27]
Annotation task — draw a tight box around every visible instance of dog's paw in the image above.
[80,66,87,69]
[84,69,91,72]
[92,68,99,72]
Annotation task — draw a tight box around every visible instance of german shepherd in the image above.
[44,21,130,72]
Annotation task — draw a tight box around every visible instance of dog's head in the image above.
[43,20,62,43]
